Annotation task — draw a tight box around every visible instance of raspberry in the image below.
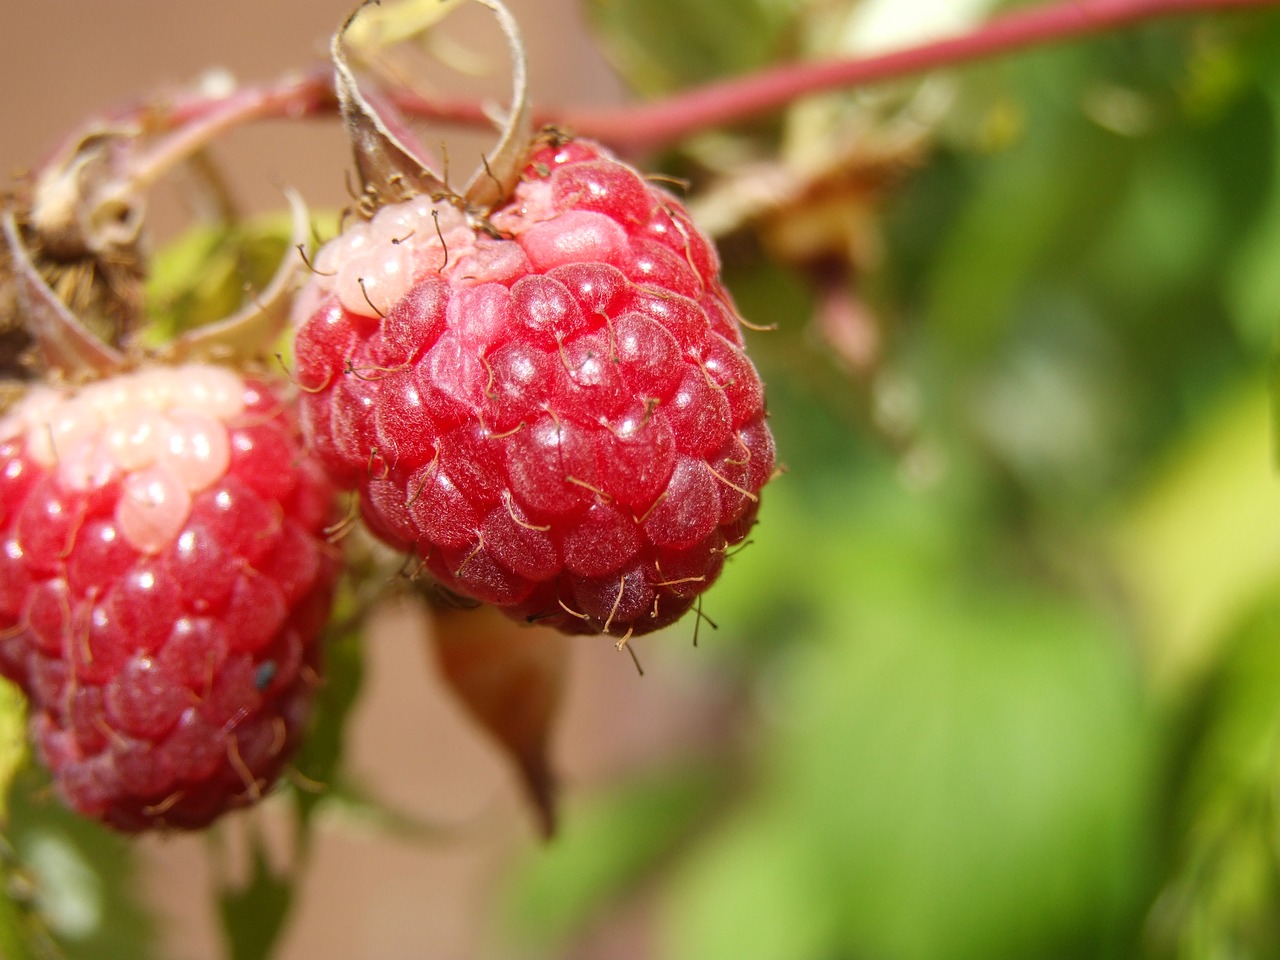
[294,138,774,638]
[0,364,338,831]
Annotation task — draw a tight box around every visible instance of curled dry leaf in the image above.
[458,0,532,209]
[333,5,448,207]
[429,604,568,838]
[0,129,144,387]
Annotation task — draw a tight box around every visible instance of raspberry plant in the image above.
[3,0,1280,958]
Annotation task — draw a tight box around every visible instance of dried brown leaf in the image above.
[429,604,568,837]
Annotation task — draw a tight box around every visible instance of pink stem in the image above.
[146,0,1280,154]
[551,0,1280,152]
[159,67,336,132]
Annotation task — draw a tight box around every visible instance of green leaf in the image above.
[500,764,724,954]
[584,0,796,97]
[1150,596,1280,958]
[0,887,34,960]
[0,835,59,960]
[144,211,332,349]
[660,805,836,960]
[216,829,294,960]
[0,679,27,828]
[6,771,155,960]
[288,614,366,854]
[770,575,1154,959]
[922,106,1116,358]
[692,467,1155,960]
[1227,87,1280,355]
[1110,384,1280,697]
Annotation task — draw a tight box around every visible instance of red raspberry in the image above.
[293,138,774,638]
[0,364,338,831]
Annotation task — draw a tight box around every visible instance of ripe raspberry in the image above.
[0,364,338,831]
[293,137,774,638]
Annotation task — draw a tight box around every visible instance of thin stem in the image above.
[129,86,301,192]
[115,0,1280,156]
[551,0,1280,152]
[159,66,336,132]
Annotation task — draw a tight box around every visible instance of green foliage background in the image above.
[502,4,1280,959]
[5,1,1280,958]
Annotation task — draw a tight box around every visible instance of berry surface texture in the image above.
[0,365,337,831]
[294,138,775,639]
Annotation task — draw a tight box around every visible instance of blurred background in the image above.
[5,0,1280,958]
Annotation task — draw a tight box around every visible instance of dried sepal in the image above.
[333,2,452,206]
[3,85,315,381]
[1,129,147,373]
[332,0,533,213]
[26,128,147,262]
[1,207,126,379]
[459,0,532,211]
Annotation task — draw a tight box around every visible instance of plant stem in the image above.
[552,0,1279,152]
[157,0,1280,154]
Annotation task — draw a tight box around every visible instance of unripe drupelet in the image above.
[294,138,774,638]
[0,365,338,831]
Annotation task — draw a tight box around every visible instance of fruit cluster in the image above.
[0,1,774,833]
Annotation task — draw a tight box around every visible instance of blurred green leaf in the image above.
[661,804,836,960]
[584,0,796,97]
[217,830,294,960]
[1228,86,1280,355]
[289,614,366,853]
[0,835,58,960]
[501,764,724,954]
[0,705,37,960]
[782,587,1152,960]
[677,465,1156,960]
[0,679,26,828]
[876,27,1267,495]
[1090,149,1219,316]
[919,49,1120,360]
[1111,385,1280,697]
[706,452,987,655]
[0,887,33,960]
[6,771,154,960]
[144,212,312,347]
[1149,596,1280,959]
